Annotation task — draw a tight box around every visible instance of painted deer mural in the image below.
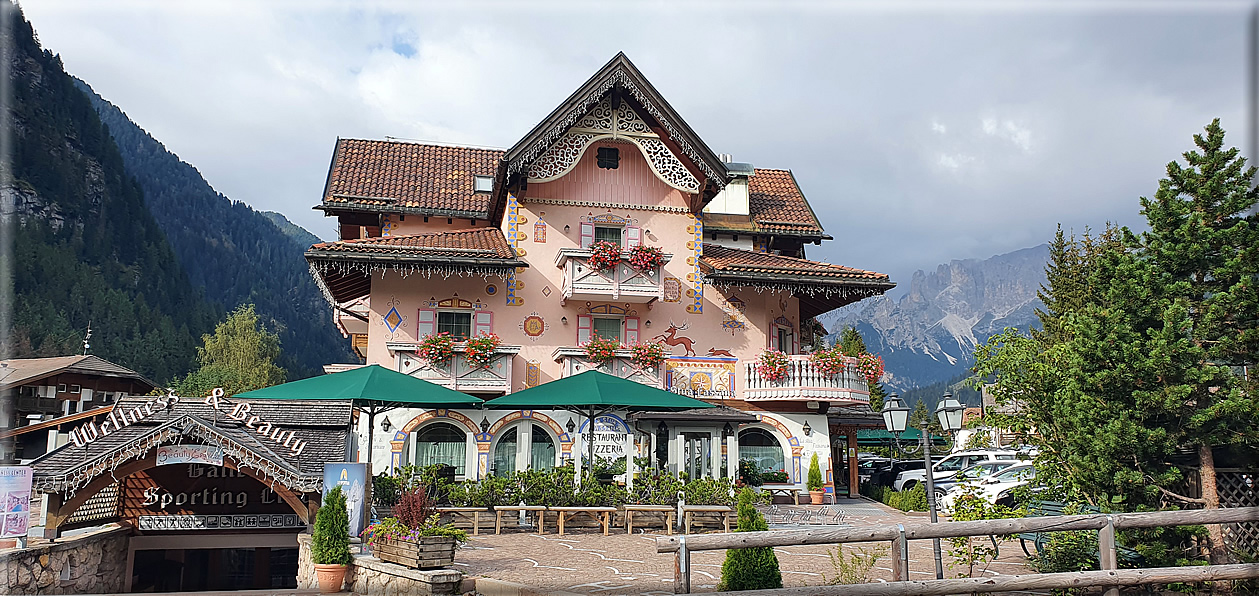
[653,321,696,356]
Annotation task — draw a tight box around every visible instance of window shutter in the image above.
[626,226,642,248]
[790,330,798,355]
[474,311,494,336]
[580,223,594,248]
[577,315,593,345]
[417,309,437,338]
[769,325,779,351]
[625,317,640,345]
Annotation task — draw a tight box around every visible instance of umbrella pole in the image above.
[588,408,596,476]
[367,407,376,465]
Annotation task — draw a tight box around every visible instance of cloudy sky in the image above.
[20,1,1252,295]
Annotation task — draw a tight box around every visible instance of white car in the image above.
[939,463,1037,513]
[892,450,1019,492]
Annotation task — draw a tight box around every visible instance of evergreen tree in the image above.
[312,486,352,566]
[838,325,888,411]
[176,304,287,397]
[718,488,782,591]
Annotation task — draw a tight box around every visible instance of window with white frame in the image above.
[594,226,622,244]
[592,317,622,341]
[437,311,472,340]
[473,176,494,193]
[410,422,467,475]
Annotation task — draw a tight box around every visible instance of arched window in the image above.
[492,423,557,476]
[412,422,467,475]
[739,427,785,473]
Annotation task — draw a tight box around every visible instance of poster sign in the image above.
[156,445,224,467]
[665,356,737,399]
[137,514,304,531]
[0,467,33,539]
[324,463,369,537]
[577,415,630,461]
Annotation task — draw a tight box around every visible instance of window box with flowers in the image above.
[757,350,790,383]
[761,470,790,484]
[808,346,847,377]
[463,332,502,369]
[583,336,622,365]
[854,352,884,385]
[627,245,666,271]
[629,342,667,368]
[586,240,622,271]
[417,332,456,365]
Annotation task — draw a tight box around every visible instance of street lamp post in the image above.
[881,392,965,580]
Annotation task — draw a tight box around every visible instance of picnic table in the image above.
[624,504,675,535]
[494,505,548,535]
[436,506,489,536]
[761,485,802,504]
[551,506,618,536]
[682,504,734,534]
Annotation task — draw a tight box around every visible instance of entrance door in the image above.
[683,433,712,480]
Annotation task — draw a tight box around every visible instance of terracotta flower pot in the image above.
[314,563,348,593]
[809,490,825,505]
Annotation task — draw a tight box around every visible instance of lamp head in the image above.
[936,393,965,433]
[566,417,577,433]
[802,420,812,436]
[881,393,909,433]
[380,417,392,432]
[479,416,491,434]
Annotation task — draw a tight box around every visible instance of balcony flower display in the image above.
[464,332,501,369]
[629,342,667,368]
[808,346,847,377]
[586,240,622,271]
[417,332,456,365]
[757,349,789,383]
[854,352,884,384]
[627,244,666,271]
[583,336,622,364]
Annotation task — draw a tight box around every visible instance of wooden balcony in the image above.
[555,248,672,303]
[742,355,870,404]
[552,347,663,388]
[388,342,521,395]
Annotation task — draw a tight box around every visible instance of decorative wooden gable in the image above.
[527,94,701,193]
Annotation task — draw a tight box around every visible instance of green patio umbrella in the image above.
[855,428,948,447]
[484,370,714,468]
[236,364,484,460]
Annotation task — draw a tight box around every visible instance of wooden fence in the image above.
[656,506,1259,594]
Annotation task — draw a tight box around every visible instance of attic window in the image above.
[596,147,620,170]
[474,176,494,193]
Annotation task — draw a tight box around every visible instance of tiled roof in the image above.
[0,355,156,391]
[321,139,504,216]
[700,244,890,282]
[749,169,824,235]
[308,228,518,260]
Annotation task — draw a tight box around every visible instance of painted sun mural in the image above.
[520,313,547,340]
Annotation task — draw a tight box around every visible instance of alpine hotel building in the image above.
[309,54,896,496]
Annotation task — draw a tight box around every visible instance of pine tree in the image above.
[838,326,888,411]
[718,488,782,591]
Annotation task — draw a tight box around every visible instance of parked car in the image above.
[893,449,1020,492]
[939,463,1037,513]
[930,461,1017,502]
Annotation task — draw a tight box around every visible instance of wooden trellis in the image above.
[1218,469,1258,558]
[62,481,121,531]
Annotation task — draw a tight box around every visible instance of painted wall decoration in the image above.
[706,348,735,357]
[525,360,541,388]
[505,194,525,307]
[720,294,747,336]
[485,284,498,296]
[754,236,768,253]
[665,356,736,399]
[381,296,408,341]
[381,215,397,237]
[685,214,703,314]
[520,313,547,340]
[663,277,682,302]
[651,320,696,356]
[541,286,552,297]
[533,219,547,243]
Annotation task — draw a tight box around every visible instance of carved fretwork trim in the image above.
[518,197,689,213]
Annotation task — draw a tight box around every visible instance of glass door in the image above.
[683,432,712,480]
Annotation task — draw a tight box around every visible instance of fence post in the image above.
[891,523,908,581]
[1099,515,1118,596]
[675,535,691,594]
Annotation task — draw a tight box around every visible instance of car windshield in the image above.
[956,462,1011,480]
[935,457,968,472]
[993,466,1035,481]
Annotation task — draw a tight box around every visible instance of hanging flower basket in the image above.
[627,245,666,271]
[464,332,501,369]
[808,346,847,377]
[757,350,790,383]
[417,332,456,364]
[587,240,622,271]
[629,342,667,368]
[583,336,622,364]
[854,352,884,384]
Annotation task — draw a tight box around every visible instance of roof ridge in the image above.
[701,243,883,276]
[339,137,507,152]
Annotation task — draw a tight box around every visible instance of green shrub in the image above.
[683,476,734,507]
[899,483,928,512]
[825,544,887,585]
[738,459,764,487]
[372,473,401,507]
[718,488,782,591]
[946,488,1025,578]
[630,472,684,506]
[807,453,824,491]
[312,486,352,565]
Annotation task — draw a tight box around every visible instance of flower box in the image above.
[370,535,457,569]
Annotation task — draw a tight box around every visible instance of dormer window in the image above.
[474,175,494,193]
[596,147,620,170]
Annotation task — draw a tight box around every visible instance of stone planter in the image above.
[370,536,456,569]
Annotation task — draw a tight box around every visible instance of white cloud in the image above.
[981,117,1033,152]
[931,120,947,134]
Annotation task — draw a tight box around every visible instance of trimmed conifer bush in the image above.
[312,486,353,565]
[807,453,823,492]
[718,487,782,591]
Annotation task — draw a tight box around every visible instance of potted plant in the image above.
[464,332,501,369]
[629,342,667,368]
[312,486,353,593]
[854,352,884,385]
[808,346,846,377]
[586,240,622,271]
[627,244,666,271]
[417,331,456,365]
[757,350,789,383]
[361,485,468,569]
[807,453,825,505]
[583,336,621,365]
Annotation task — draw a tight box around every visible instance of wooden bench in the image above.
[551,506,617,536]
[761,485,801,504]
[624,504,675,535]
[1019,501,1141,564]
[682,505,734,534]
[436,506,489,536]
[494,505,548,535]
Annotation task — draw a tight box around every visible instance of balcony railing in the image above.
[555,248,672,303]
[552,347,664,388]
[742,355,870,404]
[388,342,521,394]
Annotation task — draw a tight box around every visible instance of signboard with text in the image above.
[0,467,32,539]
[577,415,631,462]
[665,356,737,399]
[324,463,370,538]
[123,463,294,530]
[156,445,224,467]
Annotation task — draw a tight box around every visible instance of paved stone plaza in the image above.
[454,498,1037,595]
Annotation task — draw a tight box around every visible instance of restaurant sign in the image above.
[577,415,631,460]
[665,356,736,399]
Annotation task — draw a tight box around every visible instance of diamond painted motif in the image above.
[384,307,403,332]
[541,286,551,297]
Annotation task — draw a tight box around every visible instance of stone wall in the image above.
[297,533,463,595]
[0,526,129,594]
